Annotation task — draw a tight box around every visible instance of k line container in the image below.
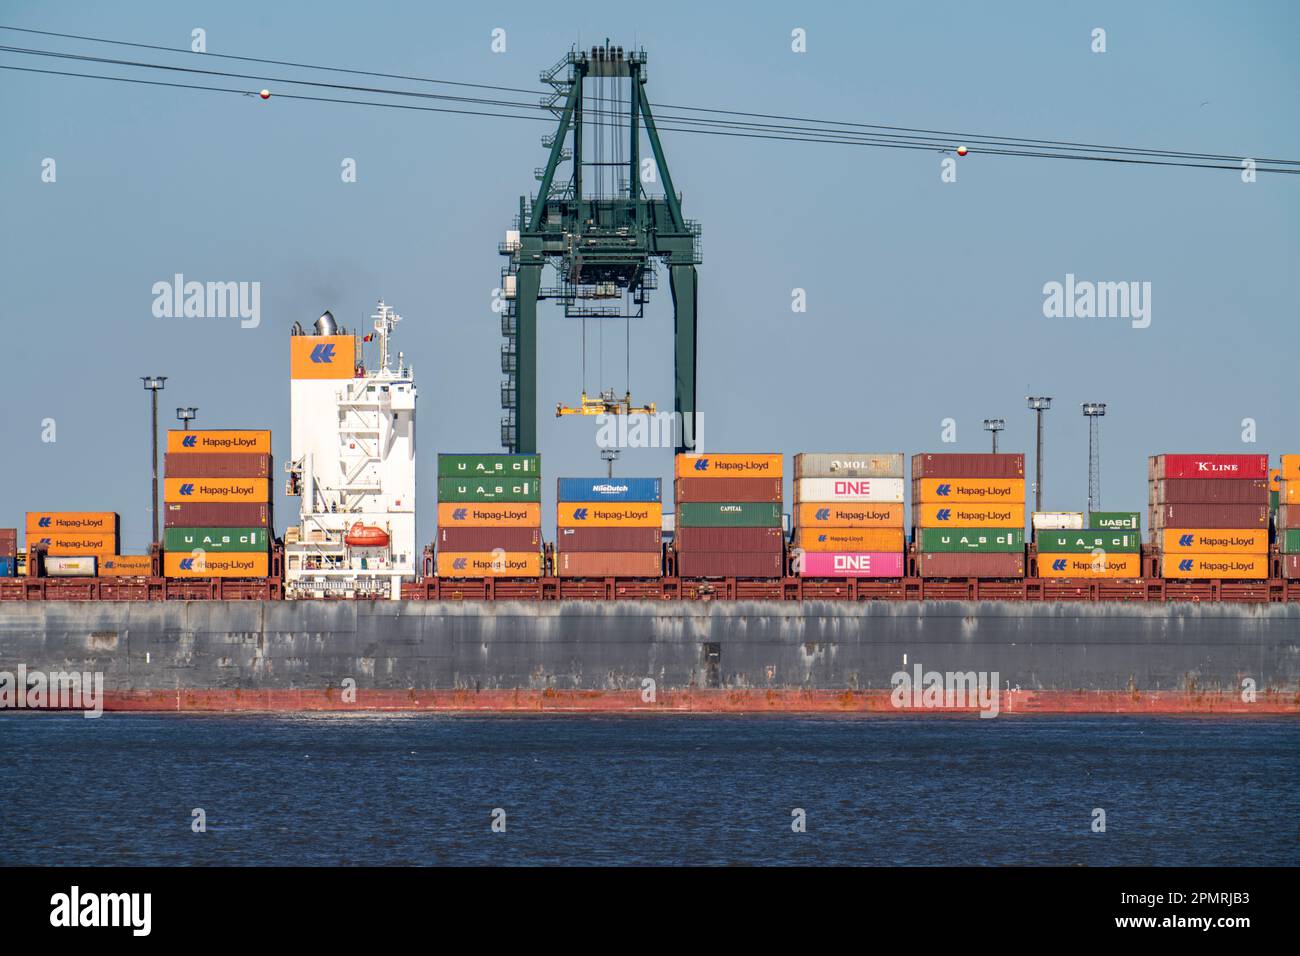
[98,555,153,577]
[673,477,783,503]
[1148,478,1269,505]
[163,478,270,504]
[676,551,783,578]
[916,552,1025,578]
[1148,454,1269,481]
[793,477,904,504]
[794,503,904,528]
[1035,531,1140,553]
[1037,553,1141,578]
[557,477,661,502]
[793,527,905,552]
[915,528,1025,553]
[556,502,663,528]
[676,502,782,528]
[912,478,1025,503]
[437,454,540,478]
[436,477,540,503]
[1158,529,1269,554]
[799,551,903,578]
[163,453,272,478]
[1161,554,1268,580]
[1150,504,1269,529]
[793,453,904,479]
[555,527,661,552]
[438,527,542,552]
[911,453,1025,479]
[436,552,542,577]
[164,502,270,528]
[166,430,271,455]
[917,503,1022,528]
[436,503,541,527]
[674,454,783,479]
[674,527,784,552]
[27,533,117,556]
[1088,512,1141,531]
[25,512,118,534]
[1031,512,1084,531]
[164,552,269,578]
[163,527,269,553]
[556,551,662,578]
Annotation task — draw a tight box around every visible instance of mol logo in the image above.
[451,508,468,521]
[179,483,195,496]
[37,517,52,527]
[1179,559,1194,571]
[573,508,589,521]
[936,483,952,497]
[815,508,830,521]
[182,434,197,447]
[1052,559,1067,571]
[936,508,952,521]
[1178,534,1195,547]
[453,557,467,570]
[693,458,709,472]
[310,343,336,364]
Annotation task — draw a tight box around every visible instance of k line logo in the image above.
[1179,559,1195,571]
[1179,534,1195,547]
[309,343,336,363]
[452,508,468,520]
[573,508,589,520]
[179,483,195,496]
[693,458,709,471]
[182,434,197,447]
[936,483,952,497]
[936,508,952,521]
[37,517,52,527]
[815,508,830,521]
[1052,559,1067,571]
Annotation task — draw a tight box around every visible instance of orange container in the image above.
[795,503,904,528]
[1284,482,1300,505]
[1037,552,1140,578]
[27,533,117,556]
[25,512,118,534]
[436,503,541,527]
[436,552,543,578]
[1160,529,1268,554]
[913,478,1025,503]
[165,552,269,578]
[674,453,782,479]
[1270,468,1282,492]
[1162,554,1268,580]
[556,502,662,528]
[1280,456,1300,482]
[793,527,905,552]
[916,503,1022,528]
[99,555,154,577]
[164,477,270,503]
[290,335,356,380]
[166,430,272,455]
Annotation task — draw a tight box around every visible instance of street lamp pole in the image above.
[177,407,198,430]
[1026,396,1052,514]
[142,376,167,546]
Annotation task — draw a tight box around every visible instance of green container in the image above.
[438,454,540,478]
[1089,511,1141,531]
[437,477,540,503]
[1036,530,1140,553]
[1271,491,1280,512]
[1281,529,1300,554]
[677,502,782,528]
[916,528,1025,553]
[164,527,268,553]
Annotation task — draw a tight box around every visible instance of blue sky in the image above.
[2,0,1297,550]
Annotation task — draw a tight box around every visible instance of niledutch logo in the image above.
[50,886,150,936]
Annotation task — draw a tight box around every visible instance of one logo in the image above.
[182,434,197,447]
[38,517,51,527]
[936,508,951,521]
[693,458,709,471]
[573,508,589,521]
[179,483,195,496]
[815,508,830,521]
[1178,534,1194,547]
[310,343,336,363]
[937,483,951,497]
[453,557,467,570]
[1178,559,1194,571]
[452,508,468,521]
[1052,559,1067,571]
[179,558,195,570]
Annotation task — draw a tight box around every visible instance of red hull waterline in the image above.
[56,688,1300,715]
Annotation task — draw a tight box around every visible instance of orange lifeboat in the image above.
[344,522,389,548]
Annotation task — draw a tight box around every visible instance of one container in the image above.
[917,503,1022,528]
[1148,454,1269,481]
[799,552,903,578]
[166,429,271,455]
[1035,531,1141,553]
[674,477,783,503]
[438,527,542,551]
[163,477,270,503]
[435,551,542,577]
[44,555,97,577]
[98,555,154,577]
[915,528,1025,553]
[1031,512,1085,531]
[793,453,904,479]
[1037,553,1141,578]
[164,552,269,577]
[164,527,270,553]
[163,453,272,478]
[436,477,540,503]
[556,502,662,528]
[25,512,118,534]
[164,502,270,528]
[1149,479,1269,504]
[438,454,540,478]
[1150,504,1269,529]
[912,478,1025,503]
[556,551,662,578]
[676,502,782,528]
[911,453,1024,479]
[674,454,782,479]
[27,533,117,556]
[435,503,541,527]
[1088,512,1141,531]
[916,552,1025,578]
[1161,554,1268,580]
[555,527,660,552]
[674,527,785,552]
[557,477,661,502]
[1159,529,1269,554]
[792,527,905,552]
[793,477,905,504]
[676,551,783,578]
[795,503,905,528]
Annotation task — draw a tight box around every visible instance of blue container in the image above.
[0,556,15,577]
[557,477,662,502]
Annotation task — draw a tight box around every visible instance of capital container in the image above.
[793,527,905,552]
[795,503,904,528]
[674,454,782,479]
[163,453,271,478]
[1148,454,1269,481]
[1148,478,1269,505]
[1159,529,1268,554]
[676,551,783,578]
[911,453,1024,479]
[676,502,781,528]
[557,477,661,502]
[793,477,904,504]
[437,477,540,503]
[793,453,904,479]
[674,477,782,503]
[916,552,1025,578]
[438,453,540,478]
[915,528,1025,553]
[166,429,271,455]
[164,502,270,528]
[798,551,903,578]
[1150,503,1268,529]
[556,551,662,578]
[1037,553,1140,578]
[555,527,660,552]
[913,478,1025,504]
[1035,531,1140,553]
[1161,554,1268,579]
[674,527,784,552]
[438,527,542,551]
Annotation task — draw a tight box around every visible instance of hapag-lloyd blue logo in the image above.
[310,343,335,363]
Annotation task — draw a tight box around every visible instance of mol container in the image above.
[793,478,905,504]
[166,429,271,455]
[1031,512,1085,531]
[1148,454,1269,481]
[799,552,903,578]
[164,552,269,578]
[793,453,904,479]
[1037,553,1141,579]
[1161,554,1268,580]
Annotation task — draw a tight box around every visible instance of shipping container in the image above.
[1035,531,1141,553]
[1281,456,1300,482]
[916,552,1025,578]
[435,503,541,527]
[1269,468,1282,492]
[1161,554,1268,580]
[917,503,1023,528]
[0,556,15,577]
[166,429,272,455]
[555,527,661,552]
[556,477,661,502]
[1150,503,1269,529]
[1148,478,1269,505]
[289,334,356,380]
[0,528,19,554]
[912,478,1025,504]
[673,477,783,503]
[1281,529,1300,554]
[1037,553,1141,578]
[793,477,904,504]
[438,454,540,478]
[163,477,270,504]
[556,551,662,578]
[1159,529,1269,554]
[1088,511,1141,531]
[794,503,905,528]
[164,502,270,528]
[25,512,118,534]
[798,551,904,578]
[98,555,154,577]
[163,452,272,478]
[674,453,782,479]
[435,551,543,577]
[164,552,269,578]
[1280,505,1300,530]
[674,527,785,552]
[44,555,97,577]
[436,477,540,503]
[163,527,270,553]
[1031,512,1085,530]
[26,533,117,556]
[1148,453,1269,481]
[438,527,542,552]
[676,502,782,528]
[556,502,663,528]
[911,453,1024,479]
[793,527,905,552]
[915,528,1026,553]
[1284,482,1300,506]
[793,453,904,479]
[1286,555,1300,580]
[676,551,783,578]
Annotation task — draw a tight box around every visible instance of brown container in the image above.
[674,527,785,552]
[0,529,16,557]
[677,551,783,578]
[555,527,660,552]
[437,527,541,551]
[1279,505,1300,530]
[1149,478,1269,505]
[1286,555,1300,580]
[1149,503,1269,529]
[556,551,663,578]
[673,477,783,503]
[917,552,1025,578]
[164,452,272,478]
[911,453,1025,479]
[163,502,271,529]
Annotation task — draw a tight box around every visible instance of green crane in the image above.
[499,42,702,454]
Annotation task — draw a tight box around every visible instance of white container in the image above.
[794,453,905,479]
[45,555,97,576]
[793,477,905,504]
[1032,512,1085,530]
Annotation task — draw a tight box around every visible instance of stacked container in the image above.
[1036,528,1141,578]
[0,527,16,577]
[1279,455,1300,580]
[674,454,784,578]
[163,430,272,578]
[791,453,905,577]
[1150,454,1269,579]
[555,478,663,577]
[24,512,120,576]
[912,453,1026,578]
[436,454,542,577]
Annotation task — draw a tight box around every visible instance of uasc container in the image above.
[1088,512,1141,531]
[438,453,540,477]
[915,528,1025,553]
[437,477,540,503]
[1035,531,1140,553]
[164,527,269,553]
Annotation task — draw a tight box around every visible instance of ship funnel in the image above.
[314,310,337,336]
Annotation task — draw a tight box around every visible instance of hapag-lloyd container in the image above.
[1282,455,1300,481]
[27,533,117,556]
[799,551,903,578]
[556,502,662,528]
[556,527,660,552]
[557,477,661,502]
[438,453,540,478]
[1148,478,1269,504]
[165,502,270,528]
[793,527,905,552]
[917,552,1025,578]
[676,551,783,578]
[163,453,272,478]
[674,454,782,479]
[1161,554,1268,580]
[795,503,904,528]
[917,503,1022,528]
[437,477,540,503]
[916,528,1025,553]
[792,477,904,504]
[98,555,153,577]
[436,503,541,527]
[1159,529,1268,554]
[438,527,542,551]
[912,478,1025,503]
[163,477,270,503]
[674,527,784,552]
[164,552,269,578]
[1148,454,1269,481]
[793,453,904,479]
[436,552,543,577]
[25,512,118,534]
[556,551,662,578]
[166,430,271,455]
[911,453,1024,479]
[1150,503,1269,529]
[1037,553,1141,578]
[677,502,782,528]
[673,477,782,503]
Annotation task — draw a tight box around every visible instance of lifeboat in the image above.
[344,522,389,548]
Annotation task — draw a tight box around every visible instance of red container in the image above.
[1286,555,1300,580]
[164,502,271,528]
[677,551,783,578]
[674,527,785,552]
[164,452,272,478]
[1279,505,1300,530]
[1149,503,1269,529]
[0,528,16,557]
[917,552,1025,578]
[437,527,541,551]
[1148,454,1269,481]
[1149,478,1269,505]
[911,453,1024,479]
[556,551,662,578]
[673,477,783,503]
[555,527,660,552]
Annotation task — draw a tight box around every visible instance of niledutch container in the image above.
[915,528,1025,553]
[674,454,782,478]
[1159,529,1268,554]
[917,504,1022,528]
[793,478,904,504]
[557,478,661,502]
[793,453,904,479]
[437,477,540,503]
[677,502,782,528]
[556,552,662,578]
[1035,531,1140,553]
[1150,504,1269,529]
[435,552,542,578]
[438,454,540,478]
[165,502,270,528]
[1148,454,1269,481]
[556,503,662,528]
[1149,479,1269,504]
[98,555,153,577]
[1161,554,1268,580]
[911,453,1024,479]
[163,478,270,504]
[912,478,1025,503]
[793,527,905,552]
[436,503,541,527]
[25,512,118,534]
[163,453,272,478]
[166,430,271,455]
[674,477,782,503]
[163,527,269,553]
[676,552,783,578]
[556,527,660,552]
[1037,553,1140,578]
[799,552,903,578]
[164,552,269,578]
[916,553,1025,578]
[1089,511,1141,531]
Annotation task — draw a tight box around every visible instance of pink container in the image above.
[798,551,903,578]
